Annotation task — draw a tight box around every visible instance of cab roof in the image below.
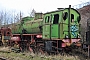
[44,8,79,15]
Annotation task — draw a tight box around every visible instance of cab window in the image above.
[53,14,59,24]
[45,16,50,23]
[63,12,68,21]
[77,16,81,23]
[71,14,74,22]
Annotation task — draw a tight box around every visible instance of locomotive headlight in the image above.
[77,34,80,38]
[65,35,68,38]
[66,35,68,38]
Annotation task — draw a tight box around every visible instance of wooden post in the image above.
[88,45,90,58]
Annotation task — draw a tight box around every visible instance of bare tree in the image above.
[28,9,36,17]
[2,10,12,27]
[0,11,3,27]
[14,11,23,24]
[0,9,24,28]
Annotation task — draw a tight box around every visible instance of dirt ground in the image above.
[0,47,89,60]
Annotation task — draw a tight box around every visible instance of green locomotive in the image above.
[11,5,81,53]
[12,13,43,34]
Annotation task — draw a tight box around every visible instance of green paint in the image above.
[43,8,81,39]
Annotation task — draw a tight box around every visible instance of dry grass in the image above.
[0,47,89,60]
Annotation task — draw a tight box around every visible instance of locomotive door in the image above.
[51,14,59,38]
[43,15,51,39]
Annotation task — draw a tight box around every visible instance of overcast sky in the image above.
[0,0,90,17]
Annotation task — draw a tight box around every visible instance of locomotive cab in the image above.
[43,7,81,40]
[43,5,81,53]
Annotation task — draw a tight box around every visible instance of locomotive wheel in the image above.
[36,44,44,54]
[19,41,28,52]
[35,39,44,54]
